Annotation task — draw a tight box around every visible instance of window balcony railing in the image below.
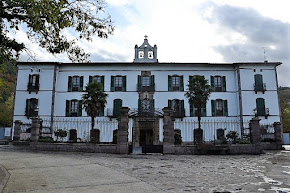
[137,84,155,92]
[254,83,266,93]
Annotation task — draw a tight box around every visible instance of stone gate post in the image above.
[13,120,22,141]
[31,117,41,142]
[250,117,261,145]
[274,122,283,150]
[163,107,175,154]
[117,107,129,154]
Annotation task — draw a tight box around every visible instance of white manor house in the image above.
[13,37,282,145]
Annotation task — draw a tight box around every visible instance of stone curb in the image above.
[0,165,10,193]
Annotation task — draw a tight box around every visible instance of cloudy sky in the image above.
[16,0,290,86]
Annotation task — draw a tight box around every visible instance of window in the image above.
[68,76,83,92]
[254,74,266,93]
[66,100,82,117]
[27,74,39,93]
[211,99,228,116]
[168,75,184,91]
[148,51,153,59]
[168,99,185,117]
[111,76,126,92]
[137,75,155,91]
[256,98,266,116]
[113,99,122,117]
[190,103,206,117]
[89,76,104,90]
[138,50,144,58]
[25,98,38,117]
[211,76,226,92]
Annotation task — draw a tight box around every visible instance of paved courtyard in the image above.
[0,146,290,193]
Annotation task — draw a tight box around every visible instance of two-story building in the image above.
[13,36,282,147]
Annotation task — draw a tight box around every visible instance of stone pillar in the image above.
[30,117,41,142]
[163,107,175,154]
[117,107,129,154]
[13,120,22,141]
[250,117,261,144]
[274,122,283,150]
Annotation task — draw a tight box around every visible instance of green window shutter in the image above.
[254,74,263,90]
[223,100,228,116]
[150,75,155,91]
[89,76,92,83]
[222,76,226,92]
[138,99,141,114]
[110,76,115,91]
[168,75,172,91]
[180,100,185,116]
[113,99,122,117]
[211,100,216,116]
[25,99,29,116]
[78,100,82,117]
[100,107,104,116]
[68,76,72,92]
[180,76,184,91]
[137,75,141,91]
[202,104,207,117]
[168,100,172,108]
[122,76,127,91]
[28,75,32,91]
[101,76,105,91]
[36,75,40,90]
[189,75,193,82]
[210,76,214,91]
[66,100,70,117]
[190,103,194,117]
[256,98,265,116]
[79,76,84,91]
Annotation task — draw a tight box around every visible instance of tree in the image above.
[0,0,114,63]
[185,76,211,130]
[82,82,108,131]
[0,94,14,126]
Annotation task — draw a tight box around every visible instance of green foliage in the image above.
[185,75,211,129]
[278,87,290,133]
[82,82,108,130]
[226,131,238,143]
[38,136,54,143]
[1,0,114,63]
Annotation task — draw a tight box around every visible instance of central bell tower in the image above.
[133,35,158,63]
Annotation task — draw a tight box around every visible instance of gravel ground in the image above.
[0,145,290,193]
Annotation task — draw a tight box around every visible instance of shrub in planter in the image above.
[112,130,118,144]
[194,128,203,144]
[54,129,68,141]
[226,131,238,144]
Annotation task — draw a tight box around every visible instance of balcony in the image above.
[254,83,266,93]
[137,84,155,92]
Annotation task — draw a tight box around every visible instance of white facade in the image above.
[13,38,282,143]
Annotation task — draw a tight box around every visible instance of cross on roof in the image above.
[144,35,148,39]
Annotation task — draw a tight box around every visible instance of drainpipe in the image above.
[236,64,244,136]
[50,64,58,133]
[275,64,283,131]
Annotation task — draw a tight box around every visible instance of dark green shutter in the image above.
[180,100,185,116]
[223,100,228,116]
[25,99,29,116]
[68,76,72,92]
[101,76,105,91]
[100,107,104,116]
[190,103,194,117]
[137,75,141,91]
[254,74,263,90]
[256,98,265,116]
[66,100,70,117]
[89,76,92,83]
[189,76,193,82]
[211,100,216,116]
[222,76,226,92]
[180,76,184,91]
[168,100,172,108]
[210,76,214,91]
[79,76,84,91]
[113,99,122,117]
[202,104,206,117]
[122,76,126,91]
[168,75,172,91]
[36,75,40,89]
[138,99,141,114]
[110,76,114,91]
[78,100,82,116]
[150,75,155,91]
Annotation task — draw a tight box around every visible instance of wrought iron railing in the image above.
[254,83,266,92]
